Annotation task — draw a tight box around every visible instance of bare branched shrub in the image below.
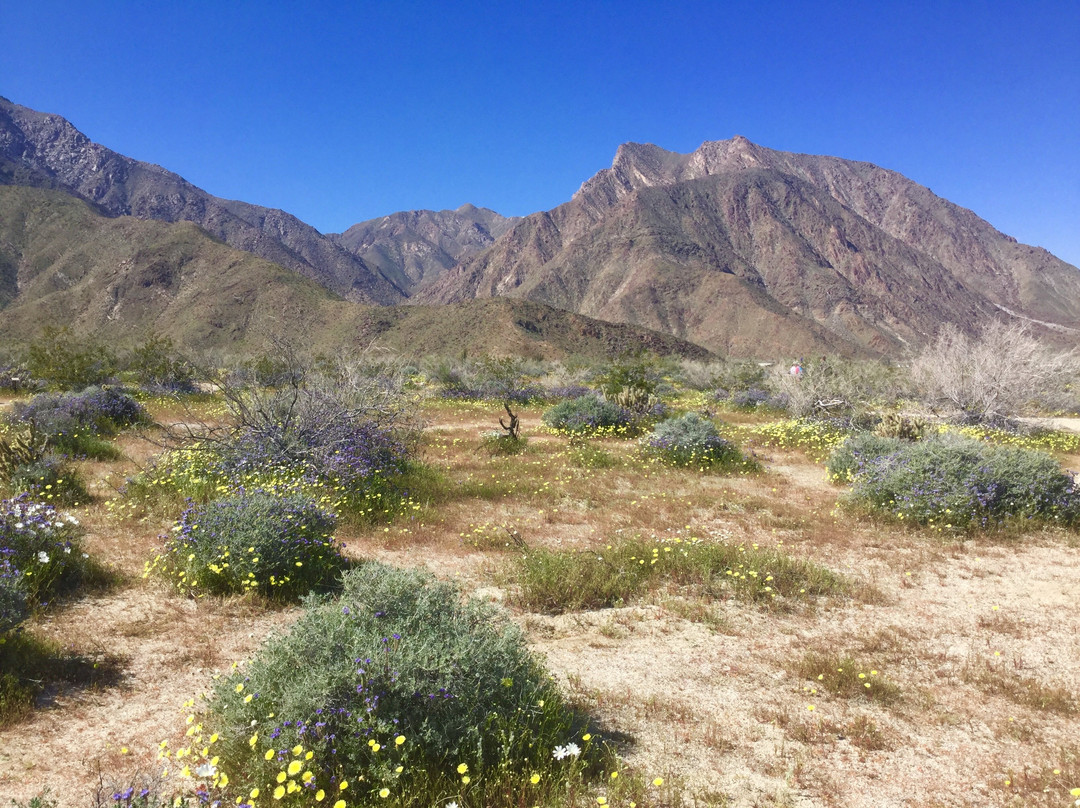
[776,358,903,418]
[165,341,420,479]
[912,321,1079,423]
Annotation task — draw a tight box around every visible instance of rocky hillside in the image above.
[0,186,707,360]
[0,97,404,304]
[332,204,519,293]
[418,138,1080,355]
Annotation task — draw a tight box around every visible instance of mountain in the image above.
[417,138,1080,355]
[331,204,519,293]
[0,186,709,361]
[0,97,404,304]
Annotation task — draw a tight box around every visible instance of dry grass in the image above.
[1,397,1079,807]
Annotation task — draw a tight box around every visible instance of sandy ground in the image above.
[2,409,1079,807]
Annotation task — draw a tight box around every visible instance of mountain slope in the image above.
[332,204,519,293]
[419,139,1080,355]
[0,97,403,304]
[0,186,708,360]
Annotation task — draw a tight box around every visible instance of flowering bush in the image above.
[830,434,1080,530]
[146,490,345,601]
[10,386,145,459]
[542,395,633,435]
[745,418,850,461]
[641,412,752,470]
[192,563,596,804]
[0,496,87,628]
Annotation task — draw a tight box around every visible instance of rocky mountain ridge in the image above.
[417,138,1080,355]
[0,97,404,304]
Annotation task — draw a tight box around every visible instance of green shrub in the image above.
[641,413,754,470]
[832,434,1080,529]
[146,490,346,601]
[479,431,528,456]
[0,496,88,610]
[25,326,118,390]
[194,563,596,804]
[542,395,632,435]
[124,334,196,393]
[825,433,904,484]
[6,455,91,505]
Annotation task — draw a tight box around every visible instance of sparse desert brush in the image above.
[511,534,848,613]
[796,649,901,705]
[176,562,604,806]
[830,433,1080,530]
[640,412,758,471]
[145,489,346,601]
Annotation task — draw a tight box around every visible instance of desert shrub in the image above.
[0,565,27,634]
[6,455,91,505]
[10,386,145,459]
[146,490,345,601]
[591,353,673,400]
[777,357,905,418]
[146,350,421,520]
[542,395,633,435]
[429,356,547,403]
[0,496,87,614]
[192,563,596,804]
[512,536,848,613]
[641,412,754,470]
[834,435,1080,529]
[124,335,196,394]
[25,326,118,390]
[826,433,904,484]
[479,431,528,456]
[912,321,1079,423]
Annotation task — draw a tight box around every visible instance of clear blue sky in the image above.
[3,0,1078,266]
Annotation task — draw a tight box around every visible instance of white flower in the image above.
[64,546,71,554]
[447,803,459,808]
[37,551,50,564]
[14,522,23,530]
[552,743,580,760]
[195,762,217,778]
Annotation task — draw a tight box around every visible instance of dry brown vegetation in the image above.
[2,397,1080,808]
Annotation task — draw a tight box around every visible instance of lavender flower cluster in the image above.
[11,386,145,437]
[836,434,1080,529]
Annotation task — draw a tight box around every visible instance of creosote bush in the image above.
[146,489,345,601]
[641,412,756,471]
[188,563,598,805]
[829,433,1080,530]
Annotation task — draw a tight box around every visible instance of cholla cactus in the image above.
[0,423,46,481]
[874,413,928,441]
[612,385,658,414]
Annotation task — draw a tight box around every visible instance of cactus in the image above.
[612,385,658,414]
[0,421,47,481]
[874,413,928,442]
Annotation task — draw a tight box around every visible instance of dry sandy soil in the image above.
[2,402,1079,807]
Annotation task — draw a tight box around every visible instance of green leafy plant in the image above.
[146,490,346,601]
[25,326,118,390]
[830,434,1080,530]
[641,412,755,471]
[189,563,599,804]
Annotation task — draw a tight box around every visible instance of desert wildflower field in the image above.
[1,380,1079,808]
